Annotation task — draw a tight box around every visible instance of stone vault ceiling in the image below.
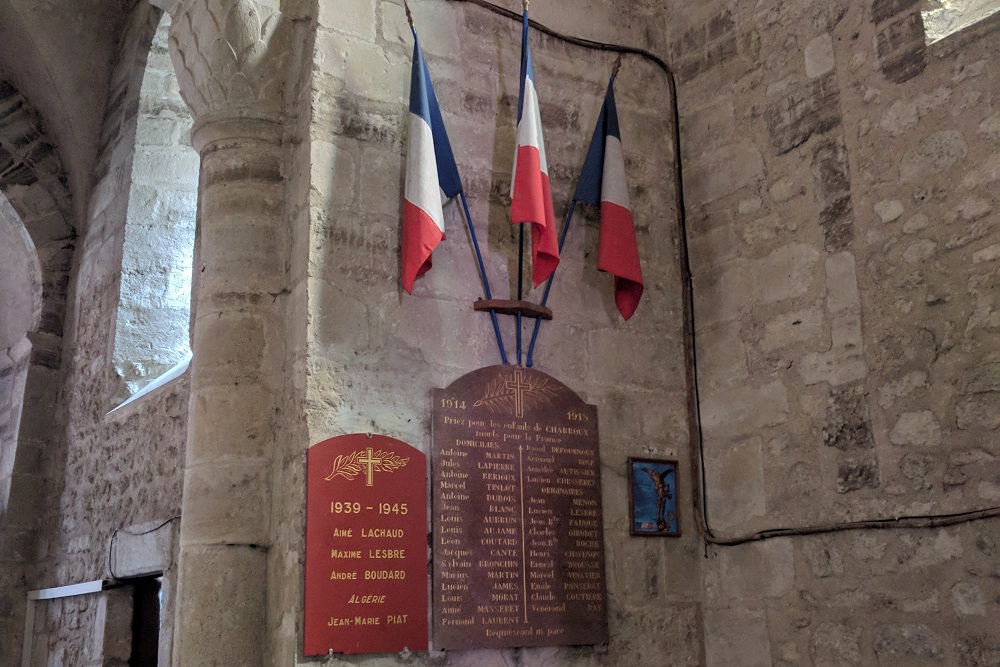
[0,0,135,231]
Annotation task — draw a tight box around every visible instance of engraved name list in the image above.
[432,366,608,650]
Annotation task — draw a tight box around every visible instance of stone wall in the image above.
[25,3,188,664]
[112,15,198,402]
[670,0,1000,663]
[288,0,704,664]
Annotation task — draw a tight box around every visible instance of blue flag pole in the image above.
[525,200,577,367]
[517,224,524,365]
[459,192,509,365]
[514,5,530,366]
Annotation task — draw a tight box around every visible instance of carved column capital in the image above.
[168,0,291,149]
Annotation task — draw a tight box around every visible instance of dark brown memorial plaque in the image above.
[304,433,429,655]
[431,366,607,650]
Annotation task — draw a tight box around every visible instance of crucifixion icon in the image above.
[505,370,531,418]
[357,447,383,486]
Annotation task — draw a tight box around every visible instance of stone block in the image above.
[874,199,903,222]
[696,322,749,388]
[389,296,499,371]
[192,312,267,378]
[951,582,985,616]
[109,519,176,578]
[175,544,266,665]
[587,328,676,390]
[694,259,750,326]
[900,130,967,182]
[875,12,926,84]
[0,526,35,562]
[873,624,944,661]
[872,0,920,23]
[830,311,862,350]
[977,481,1000,501]
[704,600,773,667]
[961,152,1000,191]
[978,112,1000,141]
[700,380,789,438]
[2,472,43,528]
[825,252,860,314]
[956,395,1000,430]
[810,622,862,665]
[972,244,1000,264]
[94,588,133,662]
[180,461,271,545]
[811,138,853,252]
[769,176,805,203]
[705,538,795,601]
[704,436,766,531]
[799,349,868,386]
[688,142,765,205]
[889,410,942,448]
[681,95,735,151]
[902,239,937,264]
[804,539,844,577]
[878,371,927,410]
[837,456,879,493]
[320,0,376,41]
[903,213,930,234]
[766,75,841,155]
[309,139,357,212]
[755,243,821,304]
[805,33,835,78]
[762,306,824,351]
[357,148,404,218]
[823,383,874,450]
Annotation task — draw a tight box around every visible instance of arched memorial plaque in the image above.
[304,434,429,655]
[431,366,608,650]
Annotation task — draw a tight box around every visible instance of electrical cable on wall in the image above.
[107,515,180,581]
[445,0,1000,546]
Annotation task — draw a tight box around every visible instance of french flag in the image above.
[401,34,463,294]
[511,11,559,287]
[574,76,644,320]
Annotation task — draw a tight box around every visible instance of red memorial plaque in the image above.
[432,366,608,650]
[304,434,429,655]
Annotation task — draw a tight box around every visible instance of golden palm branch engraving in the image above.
[374,451,410,471]
[473,371,563,416]
[324,449,409,482]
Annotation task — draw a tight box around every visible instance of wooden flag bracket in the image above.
[473,298,552,320]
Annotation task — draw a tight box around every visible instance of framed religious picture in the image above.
[628,457,680,537]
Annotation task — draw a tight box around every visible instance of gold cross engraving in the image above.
[474,370,564,417]
[504,370,531,418]
[357,447,383,486]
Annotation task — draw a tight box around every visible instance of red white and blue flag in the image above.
[574,76,644,320]
[511,11,559,287]
[401,34,463,294]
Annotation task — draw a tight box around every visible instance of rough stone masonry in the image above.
[0,0,998,665]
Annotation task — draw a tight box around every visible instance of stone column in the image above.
[167,1,292,664]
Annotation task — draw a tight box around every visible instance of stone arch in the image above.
[0,73,74,667]
[0,77,75,370]
[0,192,40,501]
[111,10,198,405]
[0,194,41,349]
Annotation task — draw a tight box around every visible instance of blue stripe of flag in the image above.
[516,10,534,125]
[573,76,620,205]
[408,35,463,199]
